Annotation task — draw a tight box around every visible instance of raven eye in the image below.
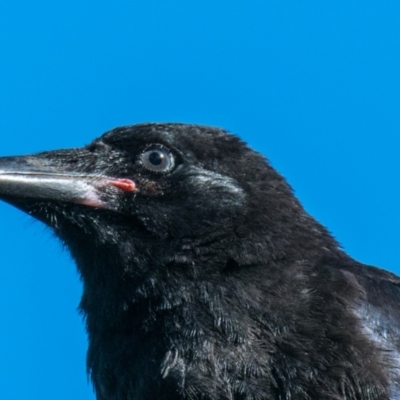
[140,146,175,172]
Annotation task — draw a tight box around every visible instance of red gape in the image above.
[110,179,136,192]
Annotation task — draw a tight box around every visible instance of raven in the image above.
[0,123,399,400]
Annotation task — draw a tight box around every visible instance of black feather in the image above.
[0,123,399,399]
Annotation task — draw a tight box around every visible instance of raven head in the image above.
[0,124,335,271]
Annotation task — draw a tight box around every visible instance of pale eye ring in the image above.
[140,146,175,172]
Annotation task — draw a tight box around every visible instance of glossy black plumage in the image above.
[0,123,399,400]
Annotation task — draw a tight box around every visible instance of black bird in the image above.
[0,123,399,400]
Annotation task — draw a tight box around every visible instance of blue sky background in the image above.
[0,1,399,399]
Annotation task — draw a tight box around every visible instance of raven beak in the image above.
[0,156,135,209]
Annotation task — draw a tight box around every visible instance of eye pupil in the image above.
[149,151,163,166]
